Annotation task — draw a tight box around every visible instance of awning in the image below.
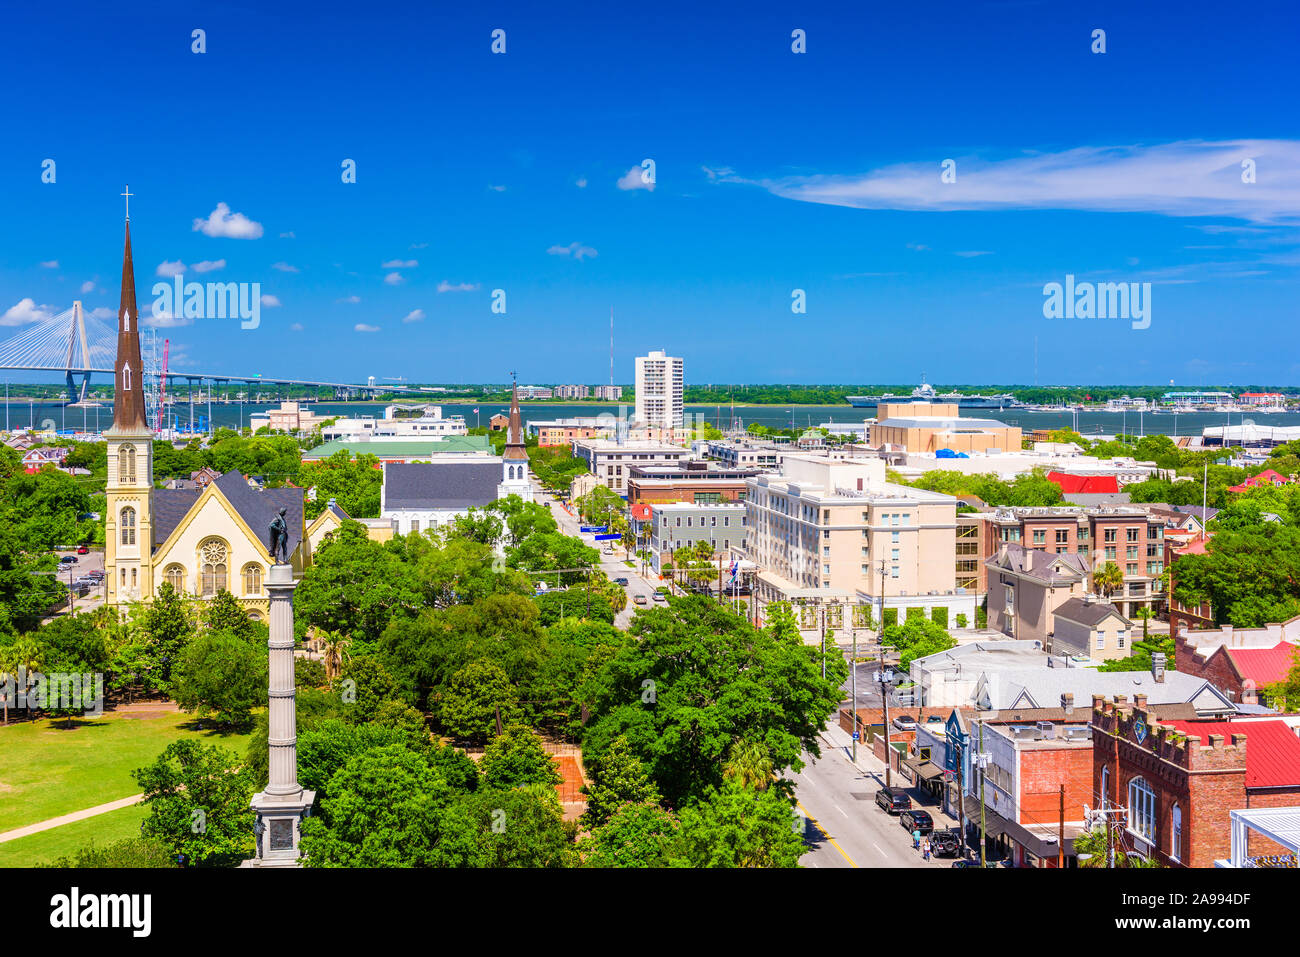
[914,761,946,782]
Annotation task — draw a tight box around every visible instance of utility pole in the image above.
[978,720,987,867]
[820,604,827,680]
[1058,784,1065,869]
[850,608,858,762]
[956,738,967,860]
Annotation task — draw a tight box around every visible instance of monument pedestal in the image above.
[243,563,313,868]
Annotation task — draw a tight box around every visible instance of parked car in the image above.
[613,577,630,586]
[951,859,982,868]
[602,547,615,555]
[86,569,105,581]
[633,594,649,606]
[76,544,90,555]
[892,714,918,731]
[651,593,667,603]
[930,828,963,857]
[875,787,911,814]
[900,809,934,834]
[58,555,78,565]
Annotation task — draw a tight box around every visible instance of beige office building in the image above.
[870,400,1021,454]
[743,454,974,621]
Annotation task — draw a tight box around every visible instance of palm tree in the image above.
[1133,605,1154,640]
[1092,561,1124,601]
[723,737,774,790]
[320,631,352,684]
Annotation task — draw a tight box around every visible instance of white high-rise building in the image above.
[634,350,684,430]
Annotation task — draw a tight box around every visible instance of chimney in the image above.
[1061,692,1074,715]
[1152,652,1167,683]
[1134,693,1147,710]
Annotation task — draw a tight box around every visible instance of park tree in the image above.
[442,787,573,868]
[142,582,194,691]
[479,724,563,791]
[582,801,683,868]
[133,739,255,866]
[674,780,805,868]
[172,631,268,728]
[437,658,523,743]
[582,595,846,807]
[294,520,420,641]
[582,735,660,827]
[298,450,383,519]
[201,589,260,644]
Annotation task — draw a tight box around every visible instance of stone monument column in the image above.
[245,563,315,867]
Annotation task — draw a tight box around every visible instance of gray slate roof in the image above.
[976,667,1235,714]
[1054,597,1130,628]
[384,461,503,510]
[151,470,304,555]
[987,543,1089,584]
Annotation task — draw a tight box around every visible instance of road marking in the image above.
[796,800,857,868]
[832,802,847,817]
[872,842,886,856]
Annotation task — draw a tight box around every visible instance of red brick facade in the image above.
[1090,695,1300,867]
[1175,633,1249,703]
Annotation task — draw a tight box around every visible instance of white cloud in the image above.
[702,165,737,182]
[192,259,226,273]
[954,250,993,258]
[90,307,114,320]
[143,308,194,329]
[617,166,654,191]
[271,261,299,273]
[39,260,59,269]
[290,322,304,332]
[80,280,96,293]
[906,243,929,252]
[156,260,187,277]
[260,294,282,307]
[576,177,588,188]
[402,309,425,323]
[747,139,1300,225]
[383,272,405,285]
[547,241,598,261]
[382,259,418,269]
[1,298,53,326]
[411,242,430,249]
[280,231,296,239]
[487,184,506,192]
[337,295,361,304]
[437,280,479,293]
[192,202,264,239]
[355,323,380,333]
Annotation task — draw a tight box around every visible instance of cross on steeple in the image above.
[121,185,133,221]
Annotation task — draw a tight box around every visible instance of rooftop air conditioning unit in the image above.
[1036,721,1055,739]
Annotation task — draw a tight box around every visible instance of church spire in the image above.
[112,191,148,431]
[503,373,528,461]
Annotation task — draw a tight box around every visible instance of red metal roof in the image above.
[1164,719,1300,789]
[1046,471,1120,494]
[1226,641,1299,687]
[1229,469,1293,492]
[629,504,653,520]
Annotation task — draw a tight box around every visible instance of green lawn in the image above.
[0,709,252,833]
[0,803,148,868]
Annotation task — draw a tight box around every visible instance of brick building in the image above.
[1091,694,1300,867]
[1175,617,1300,706]
[626,461,760,505]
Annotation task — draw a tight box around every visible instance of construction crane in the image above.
[156,339,169,432]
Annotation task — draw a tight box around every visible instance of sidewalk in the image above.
[819,721,963,831]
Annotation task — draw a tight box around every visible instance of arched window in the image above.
[118,444,136,483]
[165,564,186,593]
[1128,777,1157,842]
[199,539,228,597]
[1100,766,1110,806]
[1171,804,1183,862]
[242,563,263,596]
[120,506,136,546]
[122,364,132,391]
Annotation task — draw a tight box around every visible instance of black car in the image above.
[900,809,934,834]
[930,828,962,857]
[951,859,982,868]
[58,555,78,565]
[875,787,911,814]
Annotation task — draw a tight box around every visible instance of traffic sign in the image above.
[594,533,622,541]
[579,525,608,534]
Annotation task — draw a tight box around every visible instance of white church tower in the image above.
[498,376,533,502]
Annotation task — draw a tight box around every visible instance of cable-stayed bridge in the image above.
[0,302,426,403]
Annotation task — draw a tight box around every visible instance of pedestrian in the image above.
[912,828,921,850]
[923,838,931,861]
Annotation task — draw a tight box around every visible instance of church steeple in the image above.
[112,189,148,432]
[503,373,528,462]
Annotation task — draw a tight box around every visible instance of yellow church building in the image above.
[102,209,345,621]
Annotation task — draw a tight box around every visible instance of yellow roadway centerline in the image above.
[797,799,858,868]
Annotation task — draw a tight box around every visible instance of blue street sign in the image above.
[579,525,608,534]
[594,533,621,541]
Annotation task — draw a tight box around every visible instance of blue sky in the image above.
[2,0,1298,387]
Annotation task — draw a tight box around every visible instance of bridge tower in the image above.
[64,300,93,403]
